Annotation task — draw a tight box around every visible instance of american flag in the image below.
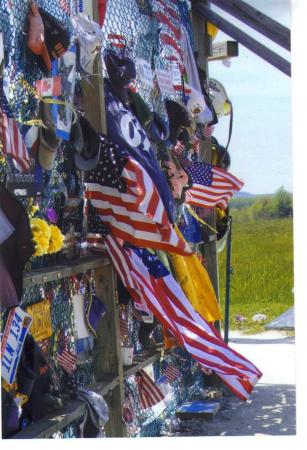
[156,0,179,21]
[176,156,244,210]
[37,338,50,356]
[164,363,180,382]
[173,140,185,156]
[136,369,164,410]
[154,11,180,40]
[0,82,30,172]
[85,200,107,251]
[59,0,71,15]
[84,134,191,256]
[57,348,77,374]
[104,236,262,401]
[204,124,215,139]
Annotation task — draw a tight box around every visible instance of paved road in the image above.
[174,330,296,438]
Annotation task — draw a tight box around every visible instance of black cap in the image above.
[73,116,102,171]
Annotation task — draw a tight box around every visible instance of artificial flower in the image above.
[30,217,51,256]
[48,224,64,254]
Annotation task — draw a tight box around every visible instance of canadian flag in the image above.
[35,76,62,98]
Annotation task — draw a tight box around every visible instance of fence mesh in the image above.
[1,0,206,439]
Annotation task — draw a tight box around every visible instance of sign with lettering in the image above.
[6,170,40,197]
[1,307,32,385]
[136,58,154,88]
[170,62,182,88]
[26,299,52,342]
[155,69,175,95]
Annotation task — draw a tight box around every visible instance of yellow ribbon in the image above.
[17,77,78,124]
[186,204,217,233]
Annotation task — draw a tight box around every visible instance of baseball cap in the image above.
[38,8,71,74]
[73,116,102,171]
[26,1,52,73]
[38,102,62,170]
[71,13,104,74]
[147,112,169,143]
[165,99,192,145]
[208,78,232,118]
[104,49,136,104]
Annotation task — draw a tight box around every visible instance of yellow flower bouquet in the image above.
[30,217,64,257]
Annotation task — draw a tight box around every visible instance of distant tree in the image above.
[272,187,293,218]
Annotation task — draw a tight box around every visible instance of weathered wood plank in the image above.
[23,255,110,288]
[10,378,120,439]
[192,4,221,334]
[208,40,239,61]
[208,0,290,51]
[193,2,291,77]
[93,264,125,437]
[123,351,162,378]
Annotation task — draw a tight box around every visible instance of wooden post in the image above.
[192,3,220,331]
[83,0,125,437]
[93,264,125,437]
[81,0,107,134]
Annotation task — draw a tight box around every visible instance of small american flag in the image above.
[0,81,30,172]
[192,136,200,154]
[204,124,215,139]
[177,156,244,210]
[173,140,185,156]
[37,338,50,356]
[0,111,31,172]
[164,363,180,382]
[57,348,77,374]
[136,369,164,410]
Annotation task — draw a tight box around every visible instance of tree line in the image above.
[230,187,293,222]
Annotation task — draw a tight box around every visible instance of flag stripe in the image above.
[85,153,191,255]
[57,350,77,374]
[154,11,180,40]
[103,237,262,401]
[136,369,164,409]
[184,167,244,209]
[0,111,30,172]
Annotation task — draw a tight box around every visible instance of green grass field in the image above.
[217,217,294,334]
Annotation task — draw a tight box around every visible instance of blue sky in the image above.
[208,0,292,194]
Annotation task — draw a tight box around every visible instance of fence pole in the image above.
[224,216,232,344]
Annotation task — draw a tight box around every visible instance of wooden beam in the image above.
[93,264,125,437]
[11,378,120,439]
[208,0,291,51]
[23,255,109,288]
[192,2,291,77]
[208,40,239,61]
[123,351,163,378]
